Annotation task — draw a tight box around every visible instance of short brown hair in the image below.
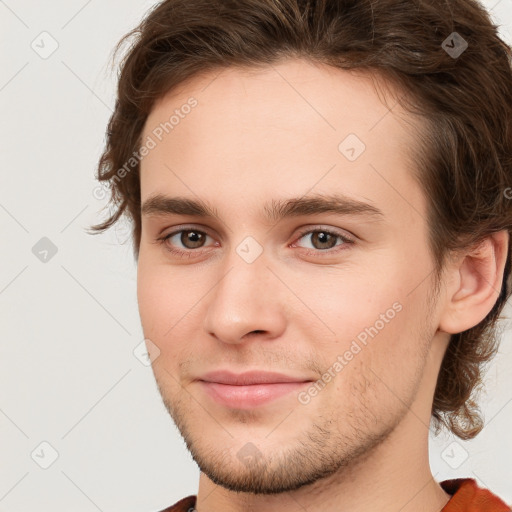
[90,0,512,440]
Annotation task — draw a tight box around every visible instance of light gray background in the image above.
[1,1,511,510]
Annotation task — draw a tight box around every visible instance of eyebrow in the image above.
[141,193,384,223]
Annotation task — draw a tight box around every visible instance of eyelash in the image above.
[155,226,355,259]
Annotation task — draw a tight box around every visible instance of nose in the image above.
[202,254,287,345]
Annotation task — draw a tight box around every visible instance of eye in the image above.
[169,229,209,249]
[156,227,217,257]
[292,228,354,253]
[155,225,354,260]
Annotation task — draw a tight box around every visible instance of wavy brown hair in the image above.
[89,0,512,440]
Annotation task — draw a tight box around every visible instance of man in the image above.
[90,0,512,509]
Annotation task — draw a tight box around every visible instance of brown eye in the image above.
[309,231,338,250]
[180,230,206,249]
[293,228,354,254]
[160,228,213,253]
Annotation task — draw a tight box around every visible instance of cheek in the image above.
[321,304,429,429]
[137,260,183,337]
[341,296,431,411]
[285,264,404,338]
[137,264,163,330]
[136,259,210,361]
[290,261,431,373]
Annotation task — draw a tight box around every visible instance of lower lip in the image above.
[199,381,311,409]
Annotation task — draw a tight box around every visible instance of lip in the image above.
[199,370,312,385]
[197,370,313,409]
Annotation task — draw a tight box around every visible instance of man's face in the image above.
[137,59,445,494]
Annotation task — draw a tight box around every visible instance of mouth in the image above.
[197,370,314,409]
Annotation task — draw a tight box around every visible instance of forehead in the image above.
[145,59,411,139]
[140,58,426,226]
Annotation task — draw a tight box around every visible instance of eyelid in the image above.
[160,223,216,240]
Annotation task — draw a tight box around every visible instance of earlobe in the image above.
[438,230,509,335]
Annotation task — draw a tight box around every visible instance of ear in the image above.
[438,230,509,334]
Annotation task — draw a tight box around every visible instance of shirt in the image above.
[156,478,511,511]
[440,479,511,511]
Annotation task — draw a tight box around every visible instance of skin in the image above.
[136,58,508,512]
